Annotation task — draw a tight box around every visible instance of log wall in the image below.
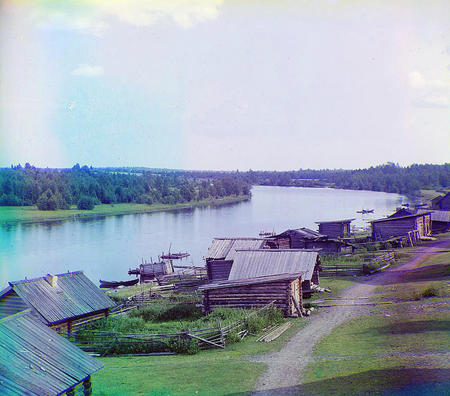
[318,223,349,238]
[203,278,303,317]
[206,260,233,282]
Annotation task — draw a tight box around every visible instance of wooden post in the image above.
[217,320,225,348]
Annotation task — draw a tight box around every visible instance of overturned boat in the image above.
[99,278,139,288]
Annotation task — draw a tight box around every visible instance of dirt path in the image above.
[250,237,450,392]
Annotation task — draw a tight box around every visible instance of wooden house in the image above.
[266,228,352,254]
[204,238,267,282]
[431,192,450,210]
[315,219,355,238]
[418,209,450,233]
[200,273,304,317]
[0,310,103,395]
[228,249,321,295]
[0,271,115,334]
[370,212,431,241]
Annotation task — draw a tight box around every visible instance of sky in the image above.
[0,0,449,171]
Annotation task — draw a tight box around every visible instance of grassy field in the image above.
[302,249,450,395]
[92,318,307,395]
[0,195,250,225]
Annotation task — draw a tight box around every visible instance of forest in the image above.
[0,164,251,210]
[0,163,448,210]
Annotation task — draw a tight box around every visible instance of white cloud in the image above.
[72,64,104,77]
[414,95,449,108]
[409,70,450,108]
[31,0,223,34]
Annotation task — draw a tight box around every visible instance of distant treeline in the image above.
[184,163,450,195]
[0,163,448,210]
[0,164,251,210]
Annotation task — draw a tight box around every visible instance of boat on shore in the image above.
[160,252,190,260]
[99,278,139,288]
[356,209,374,214]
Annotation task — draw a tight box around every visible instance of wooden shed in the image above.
[266,228,351,254]
[0,271,115,334]
[315,219,355,239]
[204,238,267,282]
[431,192,450,210]
[418,209,450,233]
[222,249,321,299]
[0,310,103,395]
[371,212,431,241]
[200,272,304,317]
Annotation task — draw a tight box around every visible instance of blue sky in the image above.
[1,0,449,170]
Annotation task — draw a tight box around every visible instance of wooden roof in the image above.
[370,212,431,224]
[199,272,304,291]
[270,228,326,240]
[204,238,267,261]
[315,218,355,224]
[417,209,450,223]
[7,271,115,325]
[0,310,103,396]
[228,249,319,282]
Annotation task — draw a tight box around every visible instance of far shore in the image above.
[0,195,251,226]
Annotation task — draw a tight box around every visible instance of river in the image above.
[0,186,406,287]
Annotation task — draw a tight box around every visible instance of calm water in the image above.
[0,186,406,287]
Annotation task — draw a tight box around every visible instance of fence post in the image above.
[217,320,225,348]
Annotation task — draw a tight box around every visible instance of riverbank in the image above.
[0,195,250,225]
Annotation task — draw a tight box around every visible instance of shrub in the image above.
[245,307,283,334]
[225,330,241,344]
[156,303,203,321]
[168,337,199,355]
[77,196,96,210]
[420,286,439,298]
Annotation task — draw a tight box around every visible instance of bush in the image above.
[77,196,96,210]
[225,330,241,344]
[420,286,439,298]
[168,337,199,355]
[157,303,203,321]
[245,307,284,334]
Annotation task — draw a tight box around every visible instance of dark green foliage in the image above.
[156,303,203,321]
[167,337,200,355]
[225,330,242,344]
[77,196,96,210]
[244,307,284,334]
[420,286,439,298]
[0,164,251,209]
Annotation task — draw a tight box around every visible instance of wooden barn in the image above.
[315,219,355,239]
[0,310,103,395]
[228,249,321,295]
[204,238,267,282]
[418,209,450,233]
[371,212,431,241]
[431,192,450,210]
[200,272,304,317]
[0,271,115,334]
[128,260,174,282]
[266,228,352,254]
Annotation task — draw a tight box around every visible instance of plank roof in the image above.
[270,228,326,240]
[315,218,356,224]
[417,209,450,223]
[199,272,304,291]
[0,310,103,396]
[204,238,267,261]
[228,249,319,282]
[8,271,115,325]
[370,212,431,224]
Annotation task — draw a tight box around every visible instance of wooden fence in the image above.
[67,301,275,356]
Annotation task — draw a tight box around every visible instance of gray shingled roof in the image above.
[0,310,103,396]
[204,238,266,261]
[417,209,450,223]
[199,272,305,291]
[9,271,115,325]
[228,249,319,282]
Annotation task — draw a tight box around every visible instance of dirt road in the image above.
[251,237,450,392]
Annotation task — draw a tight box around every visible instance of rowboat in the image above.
[99,278,139,288]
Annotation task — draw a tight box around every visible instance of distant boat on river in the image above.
[356,209,374,214]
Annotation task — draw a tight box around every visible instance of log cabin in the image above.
[228,249,321,297]
[128,260,174,282]
[431,192,450,210]
[417,209,450,233]
[0,271,115,334]
[204,238,267,282]
[315,219,355,238]
[0,310,103,395]
[265,228,352,254]
[370,212,432,241]
[200,272,304,317]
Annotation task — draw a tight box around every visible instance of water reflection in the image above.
[0,186,406,287]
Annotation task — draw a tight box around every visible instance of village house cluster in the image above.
[1,191,449,395]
